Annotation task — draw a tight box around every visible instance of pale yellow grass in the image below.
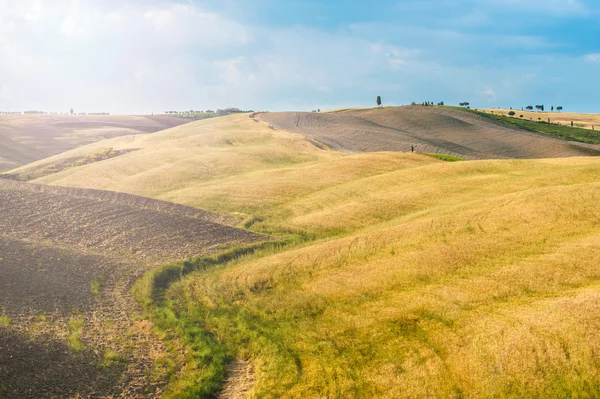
[17,114,441,229]
[484,108,600,129]
[169,156,600,397]
[23,115,336,197]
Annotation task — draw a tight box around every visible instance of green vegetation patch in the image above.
[90,276,106,297]
[100,350,127,369]
[0,313,12,326]
[449,106,600,144]
[425,153,465,162]
[133,240,291,399]
[67,316,86,352]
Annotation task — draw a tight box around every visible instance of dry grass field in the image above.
[0,178,263,398]
[484,108,600,130]
[164,155,600,398]
[0,114,188,172]
[6,114,346,211]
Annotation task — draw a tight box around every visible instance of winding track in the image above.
[259,106,600,159]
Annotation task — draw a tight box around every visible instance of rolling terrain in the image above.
[259,106,600,159]
[6,108,600,397]
[0,178,263,398]
[0,114,188,172]
[160,155,600,398]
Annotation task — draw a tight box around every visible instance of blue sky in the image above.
[0,0,599,113]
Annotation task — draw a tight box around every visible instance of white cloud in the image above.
[0,0,598,113]
[584,53,600,62]
[481,87,497,101]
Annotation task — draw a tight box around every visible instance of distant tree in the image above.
[69,108,74,115]
[526,105,533,111]
[318,108,321,112]
[508,111,516,116]
[551,105,554,112]
[557,106,563,112]
[459,102,470,107]
[411,101,416,105]
[376,96,382,107]
[535,105,544,112]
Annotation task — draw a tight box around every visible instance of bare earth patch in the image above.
[0,114,189,172]
[258,106,600,159]
[0,178,264,398]
[218,361,256,399]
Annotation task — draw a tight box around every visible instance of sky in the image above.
[0,0,599,114]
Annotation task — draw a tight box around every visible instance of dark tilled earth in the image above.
[0,114,190,172]
[258,106,600,159]
[0,180,259,263]
[0,179,265,398]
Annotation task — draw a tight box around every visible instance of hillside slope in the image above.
[0,114,188,172]
[13,110,600,397]
[483,107,600,130]
[6,114,347,212]
[163,155,600,398]
[259,106,600,159]
[0,178,263,398]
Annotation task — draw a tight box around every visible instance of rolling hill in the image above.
[0,114,189,172]
[157,154,600,398]
[7,108,600,397]
[259,106,600,159]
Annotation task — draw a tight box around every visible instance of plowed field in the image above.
[0,178,264,398]
[0,114,189,172]
[259,106,600,159]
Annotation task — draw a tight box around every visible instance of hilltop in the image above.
[259,106,600,159]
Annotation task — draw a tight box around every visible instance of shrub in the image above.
[508,111,516,116]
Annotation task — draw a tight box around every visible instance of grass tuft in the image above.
[0,313,12,326]
[425,153,465,162]
[67,316,86,352]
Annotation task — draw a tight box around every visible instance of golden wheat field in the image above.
[162,154,600,398]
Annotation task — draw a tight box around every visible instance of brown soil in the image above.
[258,106,600,159]
[0,178,264,398]
[0,115,189,172]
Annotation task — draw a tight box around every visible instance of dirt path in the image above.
[218,361,256,399]
[258,106,600,159]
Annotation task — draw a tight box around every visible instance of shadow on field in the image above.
[0,327,123,399]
